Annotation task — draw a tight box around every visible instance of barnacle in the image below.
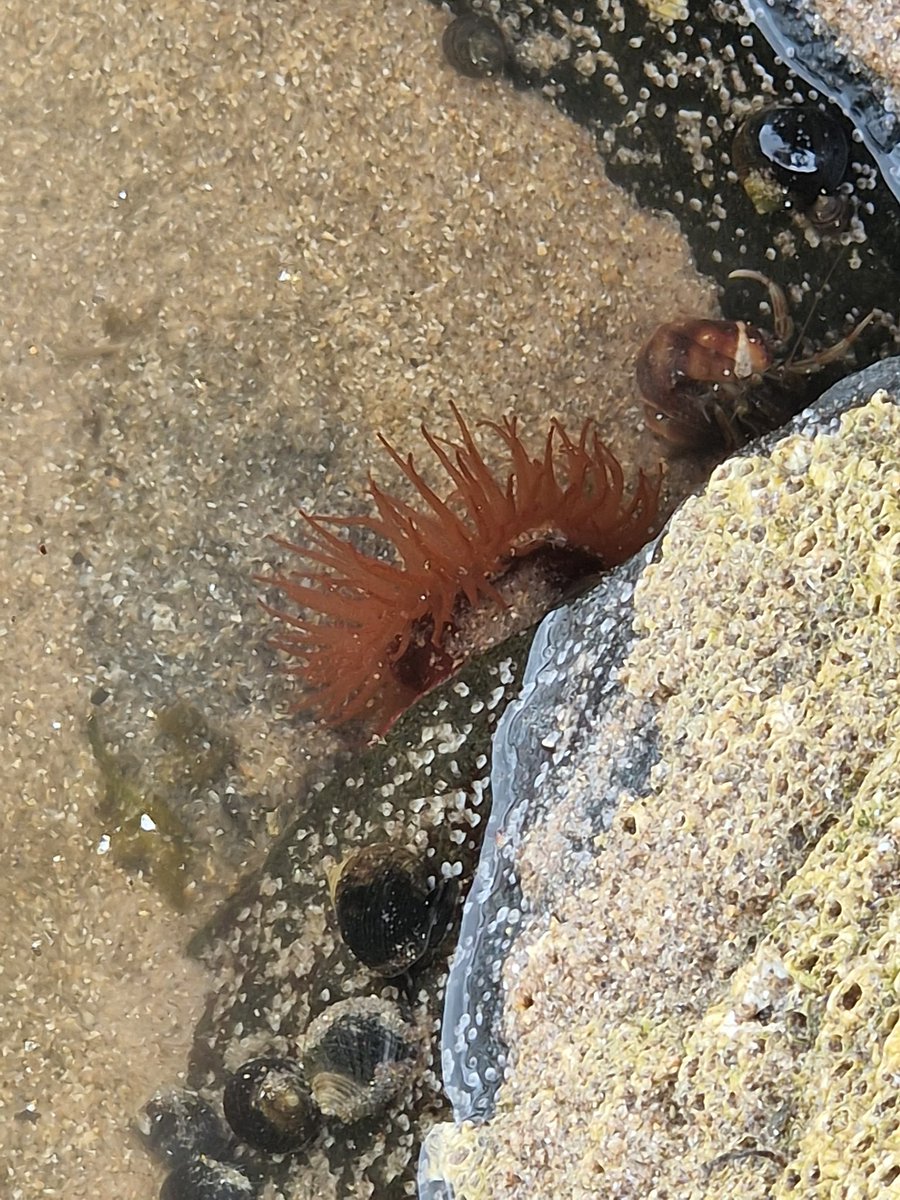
[264,406,659,733]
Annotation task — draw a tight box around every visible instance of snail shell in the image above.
[637,318,773,388]
[159,1155,255,1200]
[140,1090,233,1167]
[808,191,851,233]
[441,14,508,78]
[222,1057,320,1154]
[328,843,458,977]
[636,318,775,450]
[732,104,849,213]
[301,996,420,1124]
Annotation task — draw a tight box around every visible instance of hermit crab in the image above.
[636,269,875,451]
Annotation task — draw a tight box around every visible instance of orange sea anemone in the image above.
[263,405,660,736]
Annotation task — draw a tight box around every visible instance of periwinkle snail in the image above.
[140,1091,233,1167]
[222,1057,320,1154]
[441,14,508,78]
[732,104,851,229]
[328,843,458,977]
[159,1157,255,1200]
[301,996,421,1124]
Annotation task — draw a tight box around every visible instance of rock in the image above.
[421,358,900,1197]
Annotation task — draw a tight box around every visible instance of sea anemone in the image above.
[263,405,659,735]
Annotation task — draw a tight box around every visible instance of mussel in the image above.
[222,1057,320,1154]
[328,843,458,977]
[732,104,849,218]
[159,1155,255,1200]
[441,14,508,78]
[301,996,420,1123]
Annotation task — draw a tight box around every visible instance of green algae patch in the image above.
[87,701,234,909]
[154,700,236,793]
[428,392,900,1198]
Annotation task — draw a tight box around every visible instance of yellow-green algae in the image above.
[87,702,234,909]
[428,392,900,1198]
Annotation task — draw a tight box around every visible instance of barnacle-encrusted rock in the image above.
[160,634,533,1199]
[421,362,900,1197]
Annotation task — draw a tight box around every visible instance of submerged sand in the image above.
[805,0,900,94]
[1,2,715,1198]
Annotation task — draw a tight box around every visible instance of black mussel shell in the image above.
[140,1090,234,1167]
[329,843,458,977]
[301,996,420,1124]
[442,14,508,78]
[222,1057,320,1154]
[160,1155,256,1200]
[732,104,849,211]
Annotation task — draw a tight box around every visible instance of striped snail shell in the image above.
[442,14,508,78]
[222,1057,320,1154]
[301,996,420,1124]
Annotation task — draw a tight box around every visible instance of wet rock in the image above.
[145,636,533,1199]
[423,357,900,1196]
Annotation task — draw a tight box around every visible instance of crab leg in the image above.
[787,309,878,374]
[729,269,794,342]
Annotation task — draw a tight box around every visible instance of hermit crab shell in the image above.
[328,843,458,977]
[300,996,420,1124]
[222,1057,320,1155]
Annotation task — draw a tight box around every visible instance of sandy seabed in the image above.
[0,3,717,1197]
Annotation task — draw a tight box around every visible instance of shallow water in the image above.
[2,2,894,1198]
